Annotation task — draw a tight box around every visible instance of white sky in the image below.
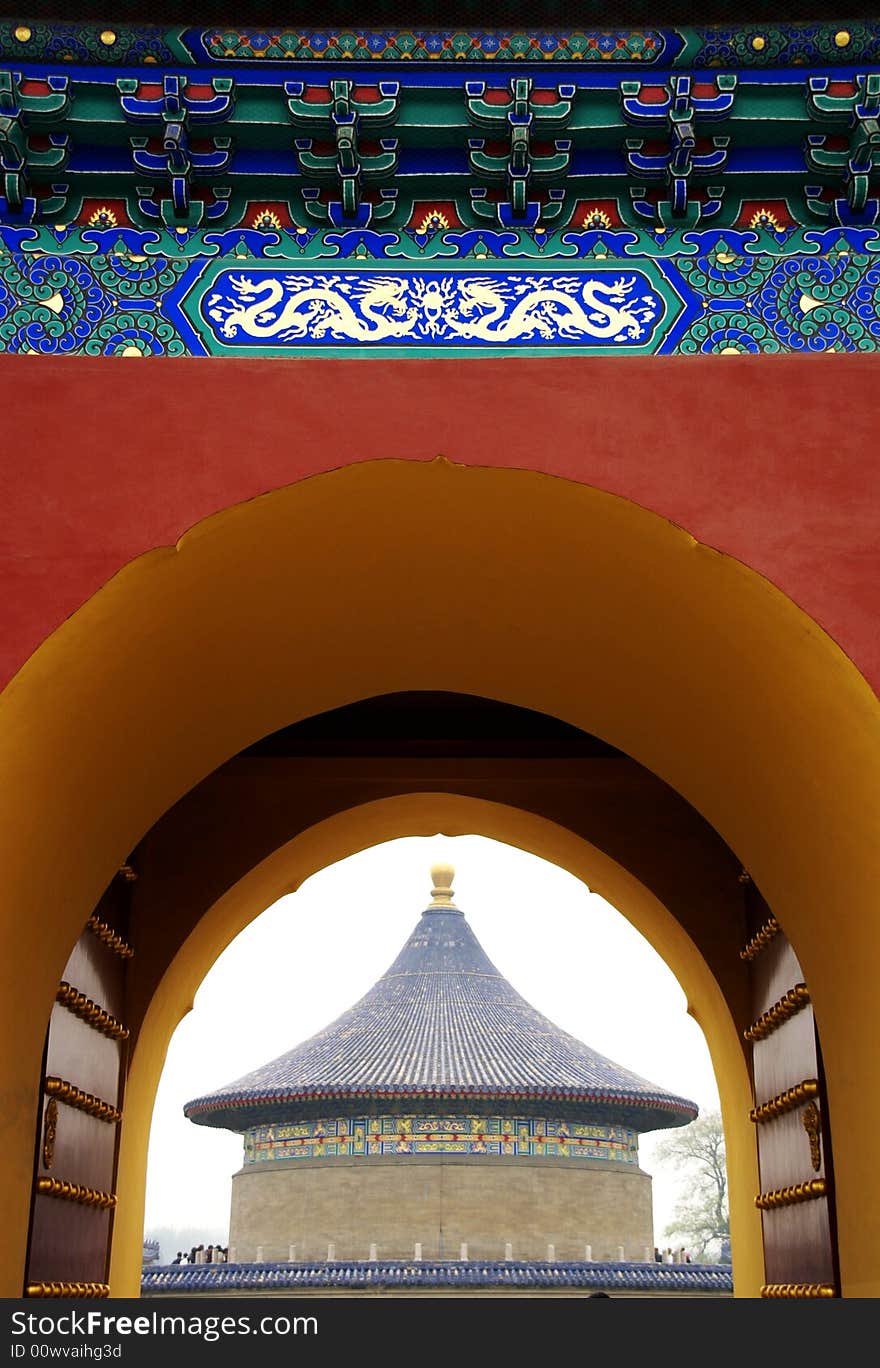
[143,835,720,1251]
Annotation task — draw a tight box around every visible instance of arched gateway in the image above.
[1,2,879,1301]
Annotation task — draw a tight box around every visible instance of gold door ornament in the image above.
[802,1101,823,1171]
[42,1097,58,1169]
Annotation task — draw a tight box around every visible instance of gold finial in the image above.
[429,863,457,908]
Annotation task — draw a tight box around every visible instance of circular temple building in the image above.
[185,865,697,1264]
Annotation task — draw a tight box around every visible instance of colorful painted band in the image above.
[242,1115,640,1164]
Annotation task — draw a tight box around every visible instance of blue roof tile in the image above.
[142,1260,733,1295]
[185,878,696,1132]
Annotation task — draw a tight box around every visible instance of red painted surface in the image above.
[1,354,878,692]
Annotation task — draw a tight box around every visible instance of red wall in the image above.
[2,354,878,692]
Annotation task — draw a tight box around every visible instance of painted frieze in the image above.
[242,1115,640,1164]
[2,21,878,69]
[2,224,879,354]
[1,16,879,355]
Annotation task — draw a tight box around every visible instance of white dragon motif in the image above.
[445,274,656,342]
[203,271,661,346]
[206,273,419,341]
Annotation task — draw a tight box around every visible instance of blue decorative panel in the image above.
[195,267,669,351]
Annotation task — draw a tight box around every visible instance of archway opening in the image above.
[143,834,725,1273]
[2,458,877,1297]
[107,687,759,1288]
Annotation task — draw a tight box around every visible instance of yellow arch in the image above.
[110,792,761,1296]
[0,458,878,1295]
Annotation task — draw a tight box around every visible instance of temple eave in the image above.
[185,1084,697,1129]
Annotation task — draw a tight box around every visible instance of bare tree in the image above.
[653,1110,729,1262]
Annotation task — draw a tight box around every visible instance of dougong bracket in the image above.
[467,77,574,227]
[118,74,235,225]
[0,69,69,220]
[622,73,735,226]
[287,79,400,227]
[807,73,880,223]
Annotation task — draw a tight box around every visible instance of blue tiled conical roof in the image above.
[185,866,697,1133]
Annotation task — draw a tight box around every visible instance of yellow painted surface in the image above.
[110,794,760,1295]
[0,459,878,1297]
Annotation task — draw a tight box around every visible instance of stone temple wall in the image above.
[228,1157,654,1263]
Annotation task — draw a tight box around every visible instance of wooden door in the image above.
[741,875,838,1297]
[24,864,135,1298]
